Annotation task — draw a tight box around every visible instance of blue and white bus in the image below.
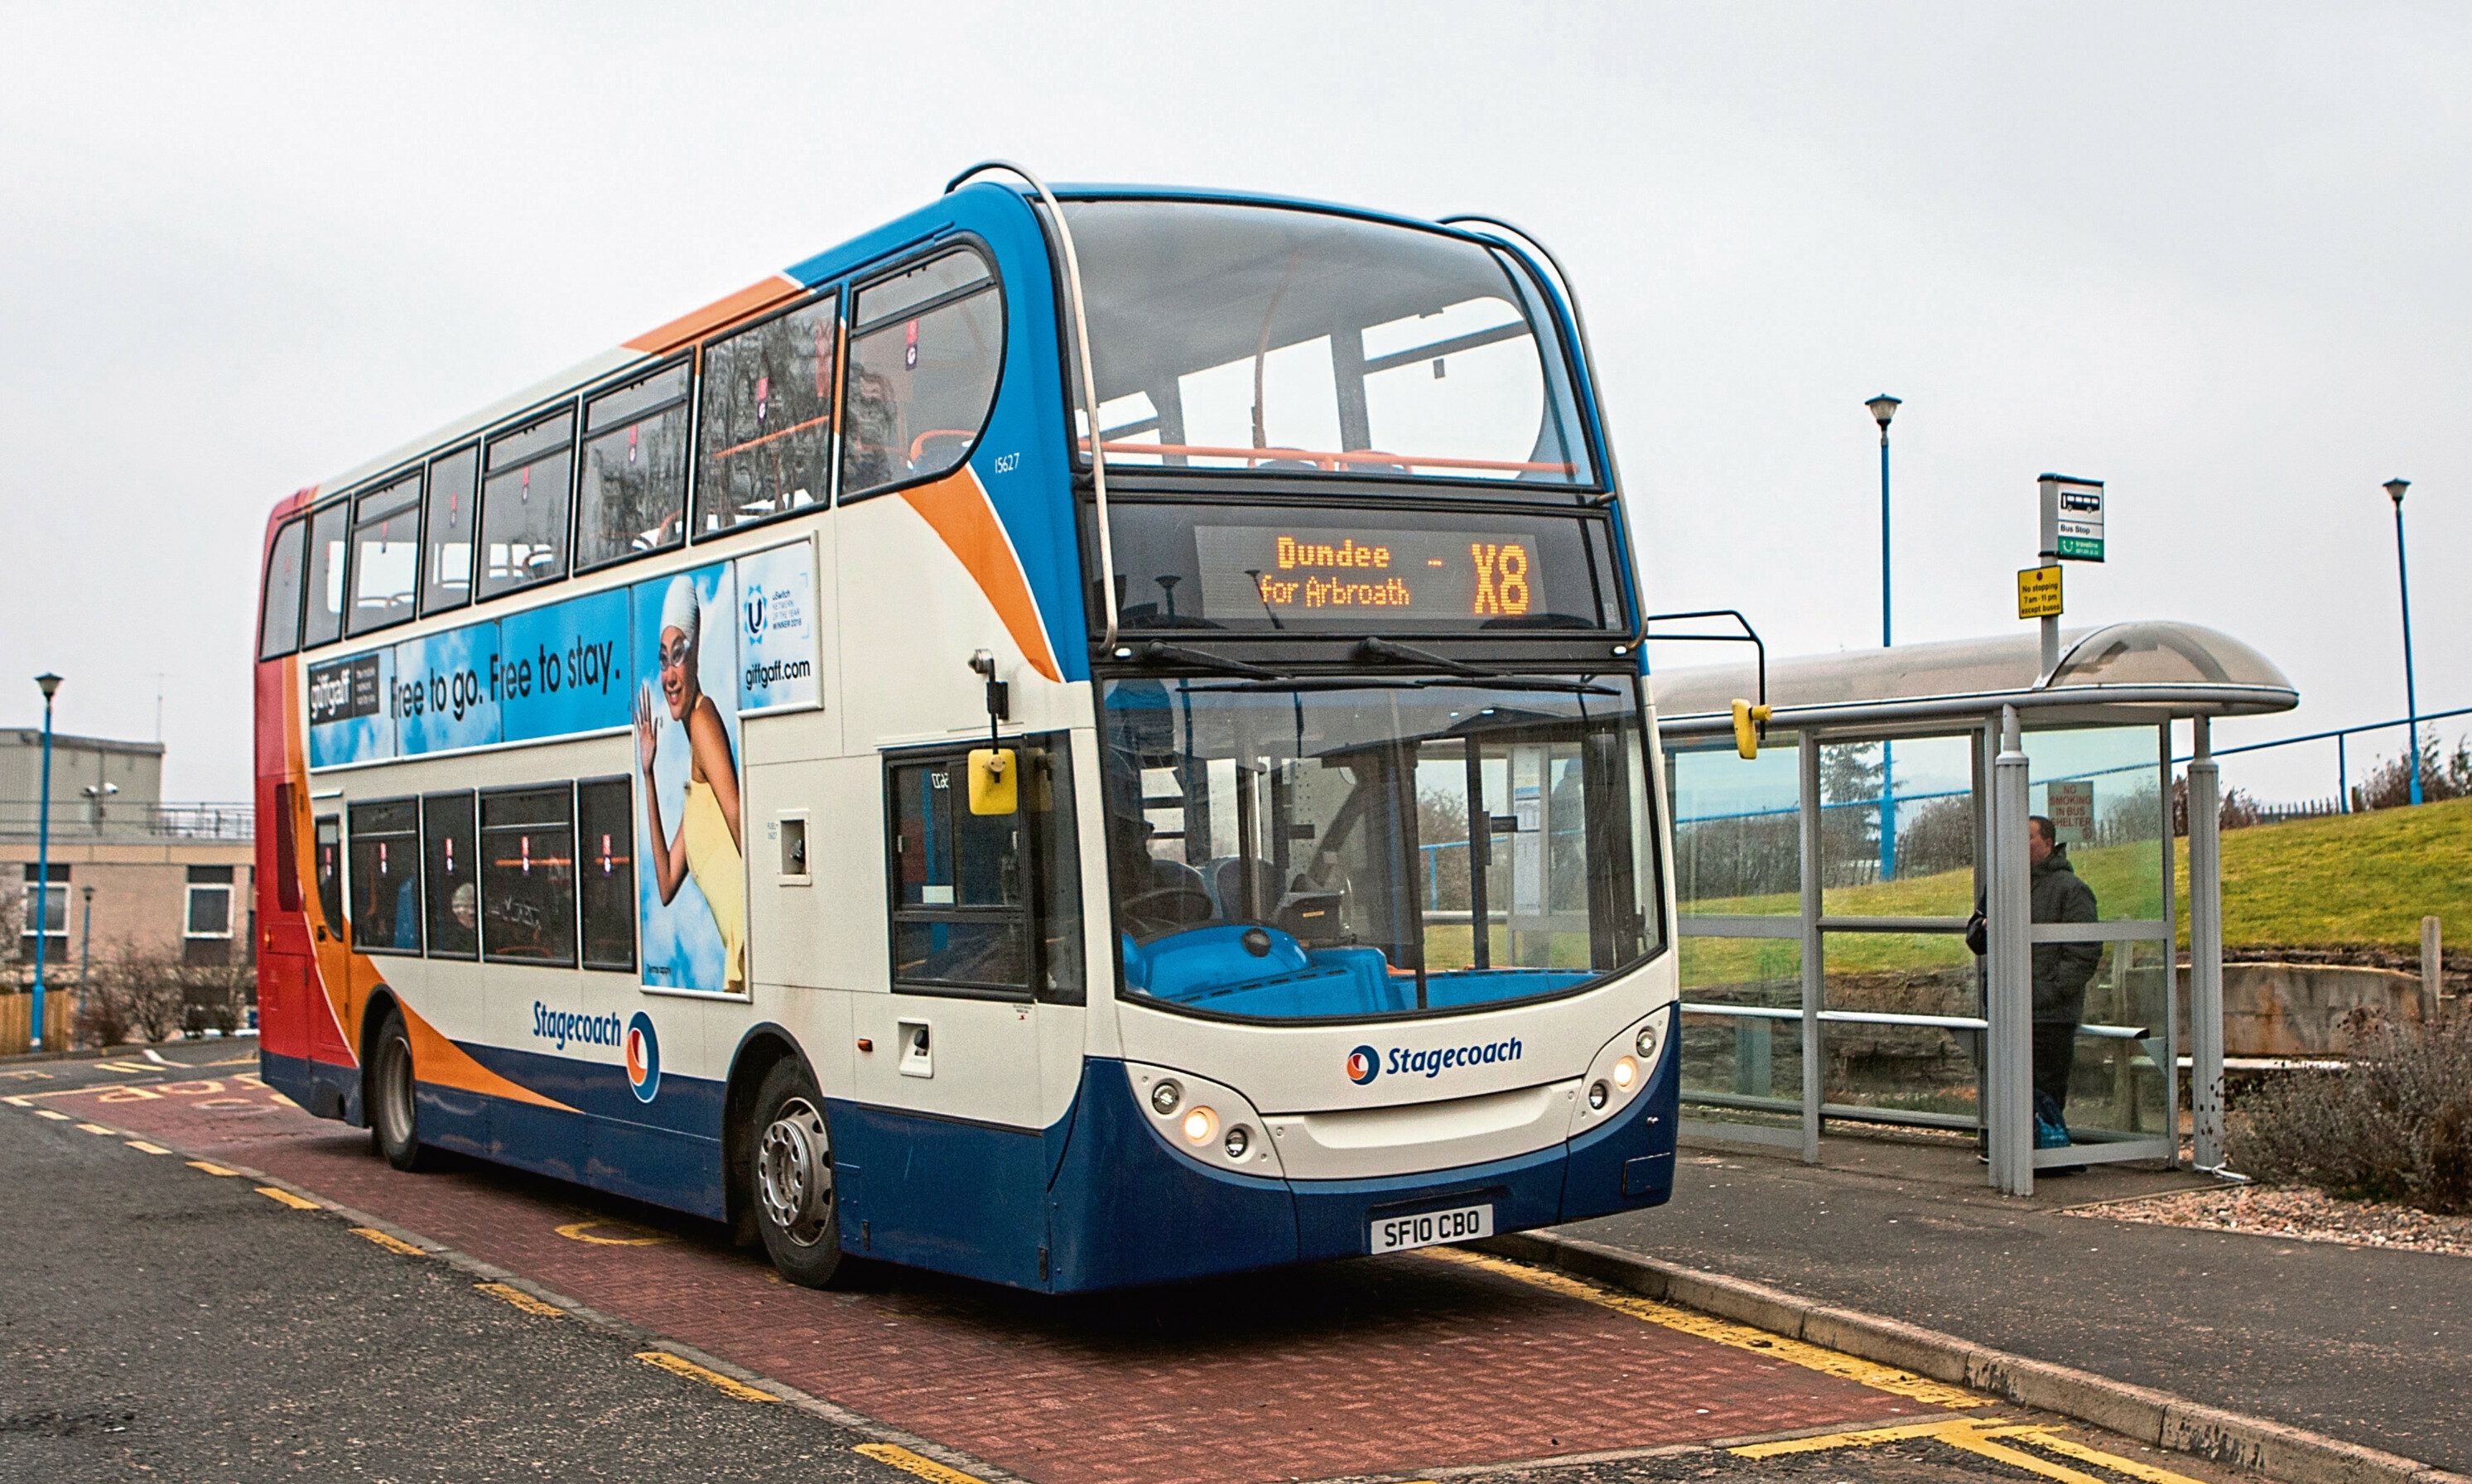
[252,165,1679,1292]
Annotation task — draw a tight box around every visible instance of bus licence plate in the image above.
[1370,1202,1493,1254]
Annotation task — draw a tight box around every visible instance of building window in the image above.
[19,863,68,962]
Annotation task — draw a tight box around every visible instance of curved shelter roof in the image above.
[1650,620,2297,740]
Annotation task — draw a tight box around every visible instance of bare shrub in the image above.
[74,942,186,1048]
[2229,1006,2472,1213]
[181,958,254,1037]
[1895,795,1974,879]
[2352,733,2472,811]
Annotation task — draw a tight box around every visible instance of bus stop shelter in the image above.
[1650,621,2297,1195]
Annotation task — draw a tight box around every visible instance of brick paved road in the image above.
[0,1048,2265,1484]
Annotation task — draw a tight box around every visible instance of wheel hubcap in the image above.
[756,1097,831,1246]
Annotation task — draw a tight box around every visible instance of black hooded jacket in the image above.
[1964,845,2102,1024]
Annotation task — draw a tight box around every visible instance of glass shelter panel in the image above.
[1819,734,1979,918]
[1676,936,1804,1105]
[2059,938,2174,1144]
[1820,931,1982,1122]
[2024,725,2166,923]
[1668,736,1801,914]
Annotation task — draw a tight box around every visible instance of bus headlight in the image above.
[1588,1081,1610,1111]
[1636,1025,1655,1057]
[1224,1125,1250,1159]
[1183,1106,1218,1144]
[1151,1079,1183,1115]
[1613,1056,1637,1089]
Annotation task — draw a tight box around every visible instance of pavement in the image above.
[0,1042,2282,1484]
[1564,1130,2472,1474]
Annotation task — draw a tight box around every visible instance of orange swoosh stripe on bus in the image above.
[899,467,1063,683]
[624,274,806,355]
[400,1000,576,1112]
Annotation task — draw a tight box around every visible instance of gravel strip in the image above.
[2072,1184,2472,1257]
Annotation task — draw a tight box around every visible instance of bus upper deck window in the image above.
[258,517,308,660]
[577,362,691,571]
[478,409,576,601]
[841,249,1000,501]
[696,296,838,537]
[301,501,349,650]
[421,445,479,616]
[347,472,422,638]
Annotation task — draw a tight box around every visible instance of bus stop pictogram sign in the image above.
[2017,565,2063,619]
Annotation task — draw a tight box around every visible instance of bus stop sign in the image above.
[2041,475,2105,562]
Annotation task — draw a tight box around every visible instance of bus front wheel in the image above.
[369,1009,434,1172]
[749,1059,843,1288]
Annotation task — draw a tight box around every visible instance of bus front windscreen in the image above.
[1064,200,1595,486]
[1102,677,1661,1022]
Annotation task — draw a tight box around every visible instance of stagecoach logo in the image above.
[743,585,767,639]
[625,1011,662,1102]
[1348,1038,1523,1086]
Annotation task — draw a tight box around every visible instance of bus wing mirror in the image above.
[968,748,1018,815]
[1731,700,1772,760]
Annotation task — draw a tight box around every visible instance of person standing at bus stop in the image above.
[1968,814,2100,1149]
[634,576,748,993]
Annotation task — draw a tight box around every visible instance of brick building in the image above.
[2,728,254,985]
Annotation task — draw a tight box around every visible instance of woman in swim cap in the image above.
[633,575,746,991]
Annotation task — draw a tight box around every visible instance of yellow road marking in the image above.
[557,1218,677,1246]
[476,1282,567,1318]
[350,1227,427,1256]
[186,1161,241,1176]
[853,1443,993,1483]
[94,1060,154,1073]
[1424,1247,1984,1409]
[257,1186,320,1211]
[1732,1417,2013,1457]
[1935,1424,2111,1483]
[3,1070,56,1082]
[124,1140,171,1154]
[2,1093,29,1104]
[75,1122,115,1135]
[36,1110,70,1121]
[635,1351,776,1403]
[2018,1428,2210,1484]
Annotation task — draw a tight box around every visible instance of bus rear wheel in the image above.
[369,1009,434,1172]
[749,1059,843,1288]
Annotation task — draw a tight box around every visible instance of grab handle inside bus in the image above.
[968,748,1018,815]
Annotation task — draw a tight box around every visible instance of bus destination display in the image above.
[1190,525,1544,624]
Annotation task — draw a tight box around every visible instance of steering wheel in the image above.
[1120,886,1217,927]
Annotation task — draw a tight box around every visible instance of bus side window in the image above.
[421,445,479,616]
[576,778,636,971]
[841,248,1001,501]
[347,799,422,955]
[422,792,478,960]
[883,732,1082,1000]
[696,296,838,536]
[259,518,308,660]
[301,501,349,650]
[576,362,690,571]
[478,409,576,602]
[479,786,576,966]
[314,816,344,937]
[347,472,422,637]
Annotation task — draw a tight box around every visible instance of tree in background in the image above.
[2353,734,2472,812]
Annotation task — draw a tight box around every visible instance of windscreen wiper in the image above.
[1354,635,1619,696]
[1124,641,1288,680]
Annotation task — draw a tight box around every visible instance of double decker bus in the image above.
[253,165,1678,1292]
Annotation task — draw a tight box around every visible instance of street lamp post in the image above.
[1867,395,1901,882]
[2385,479,2421,807]
[31,672,61,1051]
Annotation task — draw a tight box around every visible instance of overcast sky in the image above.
[4,2,2465,803]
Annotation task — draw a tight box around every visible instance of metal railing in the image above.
[0,802,253,842]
